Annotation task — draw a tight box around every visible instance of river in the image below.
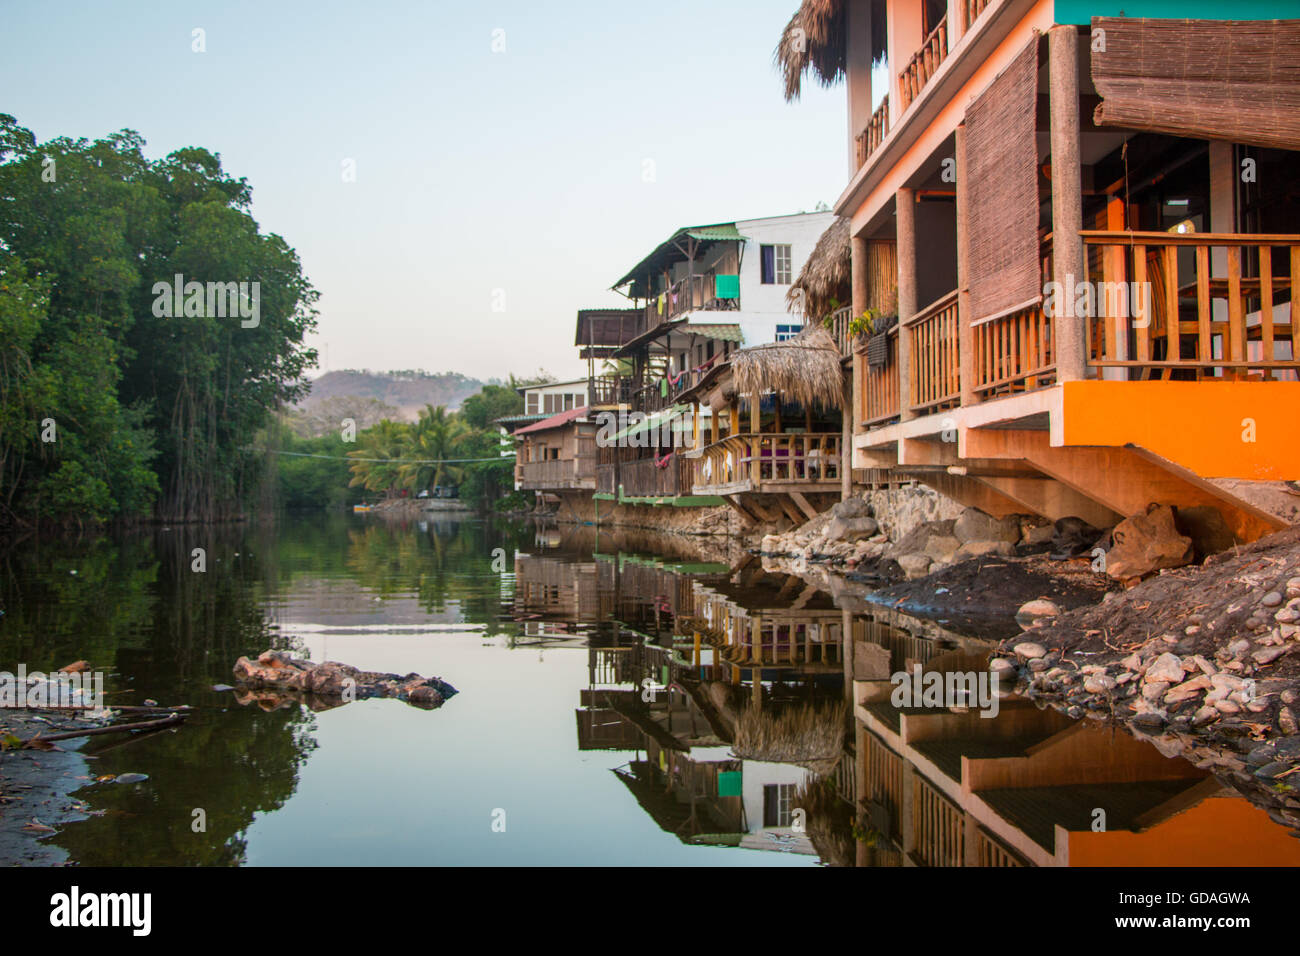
[0,513,1296,866]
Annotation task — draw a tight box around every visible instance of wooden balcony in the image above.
[911,773,965,867]
[690,433,841,495]
[861,328,900,427]
[617,453,691,499]
[1080,231,1300,380]
[589,375,633,406]
[827,304,855,358]
[972,300,1056,400]
[854,98,890,170]
[644,272,740,326]
[964,0,990,30]
[907,289,960,413]
[899,19,949,112]
[518,457,595,491]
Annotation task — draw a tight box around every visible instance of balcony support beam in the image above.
[1049,25,1086,383]
[897,187,918,421]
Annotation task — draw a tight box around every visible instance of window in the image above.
[544,393,562,414]
[563,393,575,411]
[526,393,539,414]
[763,783,797,827]
[775,323,801,342]
[761,244,792,284]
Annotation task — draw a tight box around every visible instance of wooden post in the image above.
[955,122,977,407]
[1049,25,1086,382]
[848,233,868,493]
[691,400,700,450]
[897,188,918,420]
[749,394,761,487]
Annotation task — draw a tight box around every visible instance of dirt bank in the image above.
[992,525,1300,834]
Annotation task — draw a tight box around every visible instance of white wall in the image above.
[735,211,836,344]
[522,378,590,414]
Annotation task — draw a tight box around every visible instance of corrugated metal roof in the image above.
[512,405,589,436]
[612,222,747,293]
[683,322,743,342]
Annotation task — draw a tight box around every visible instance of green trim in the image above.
[1055,1,1296,23]
[672,495,725,507]
[592,492,615,500]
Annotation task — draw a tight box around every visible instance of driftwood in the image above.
[20,713,188,747]
[233,650,457,710]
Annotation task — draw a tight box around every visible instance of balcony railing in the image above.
[518,457,596,490]
[861,327,900,426]
[899,19,949,111]
[827,305,855,357]
[907,289,961,412]
[964,0,990,31]
[1079,230,1300,380]
[645,272,740,326]
[618,453,690,498]
[589,375,634,406]
[912,774,965,867]
[972,300,1056,399]
[855,98,890,170]
[690,433,841,492]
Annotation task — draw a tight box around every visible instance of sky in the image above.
[0,0,850,383]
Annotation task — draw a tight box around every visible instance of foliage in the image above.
[0,113,317,526]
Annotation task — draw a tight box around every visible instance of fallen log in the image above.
[21,713,187,747]
[233,650,457,709]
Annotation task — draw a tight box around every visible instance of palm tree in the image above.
[347,419,407,497]
[397,405,469,493]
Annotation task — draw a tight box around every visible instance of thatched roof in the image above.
[774,0,887,102]
[787,216,850,320]
[732,700,846,774]
[730,325,845,410]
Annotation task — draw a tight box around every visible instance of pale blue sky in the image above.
[1,0,848,381]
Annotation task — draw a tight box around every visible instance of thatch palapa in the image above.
[733,700,847,775]
[730,326,845,411]
[787,216,850,321]
[775,0,887,101]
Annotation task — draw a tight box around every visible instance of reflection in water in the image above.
[0,514,1295,865]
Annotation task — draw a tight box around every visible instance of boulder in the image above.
[923,533,962,564]
[826,515,879,542]
[1015,599,1061,630]
[1052,516,1103,557]
[1105,504,1194,580]
[955,540,1016,560]
[1144,652,1187,685]
[829,496,871,519]
[897,553,933,579]
[953,508,1021,545]
[233,650,456,710]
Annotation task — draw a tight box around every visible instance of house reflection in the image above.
[516,529,1300,865]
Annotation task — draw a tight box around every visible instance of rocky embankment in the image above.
[991,525,1300,832]
[233,651,457,710]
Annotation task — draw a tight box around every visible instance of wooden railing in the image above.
[865,733,904,841]
[861,327,900,426]
[907,289,960,412]
[912,774,965,867]
[1079,231,1300,380]
[596,461,617,495]
[899,19,949,111]
[972,301,1055,399]
[618,453,690,498]
[518,457,595,490]
[855,98,890,169]
[965,0,990,30]
[589,375,633,406]
[690,433,841,492]
[644,272,741,326]
[827,305,854,357]
[975,828,1025,867]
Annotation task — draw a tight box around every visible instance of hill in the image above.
[298,369,489,421]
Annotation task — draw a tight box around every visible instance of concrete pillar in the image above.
[1049,25,1086,382]
[955,123,977,406]
[896,187,918,420]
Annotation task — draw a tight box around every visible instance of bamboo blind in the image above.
[865,240,898,316]
[1091,18,1300,152]
[966,35,1042,324]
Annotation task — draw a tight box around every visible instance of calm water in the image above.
[2,514,1297,866]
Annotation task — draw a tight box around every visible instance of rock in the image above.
[1261,591,1283,608]
[1015,599,1062,630]
[829,496,871,519]
[114,773,149,785]
[1172,504,1239,560]
[825,515,879,542]
[1142,681,1170,701]
[1191,705,1220,727]
[1253,761,1293,779]
[1052,516,1103,557]
[1084,675,1116,694]
[1251,646,1290,665]
[58,661,91,674]
[1280,707,1299,735]
[233,650,457,710]
[955,540,1016,560]
[1013,641,1047,660]
[1020,523,1056,548]
[923,534,962,564]
[1131,712,1166,731]
[760,534,782,554]
[1105,504,1194,580]
[1165,675,1211,703]
[897,553,932,579]
[1144,652,1186,685]
[953,508,1021,545]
